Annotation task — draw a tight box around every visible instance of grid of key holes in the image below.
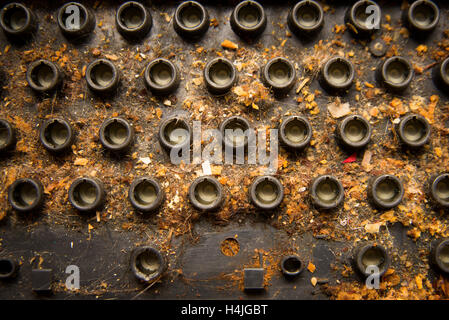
[0,1,444,214]
[0,1,448,286]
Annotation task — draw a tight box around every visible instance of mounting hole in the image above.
[220,238,240,257]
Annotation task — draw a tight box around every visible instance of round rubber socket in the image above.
[397,114,430,148]
[288,0,324,36]
[26,60,62,93]
[345,0,380,37]
[430,173,449,208]
[368,174,404,210]
[68,177,105,212]
[0,119,16,153]
[86,59,120,94]
[310,175,344,210]
[129,177,164,213]
[261,57,296,96]
[279,115,312,150]
[250,175,284,210]
[319,56,355,93]
[0,3,37,38]
[0,258,18,279]
[173,1,209,39]
[337,115,372,150]
[116,1,152,40]
[130,246,166,283]
[158,117,191,151]
[406,0,439,33]
[99,117,134,153]
[230,0,267,39]
[39,118,74,153]
[220,116,251,150]
[144,58,180,96]
[355,244,391,277]
[188,176,223,212]
[58,2,96,39]
[280,255,304,277]
[204,57,237,95]
[8,178,44,213]
[377,56,413,92]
